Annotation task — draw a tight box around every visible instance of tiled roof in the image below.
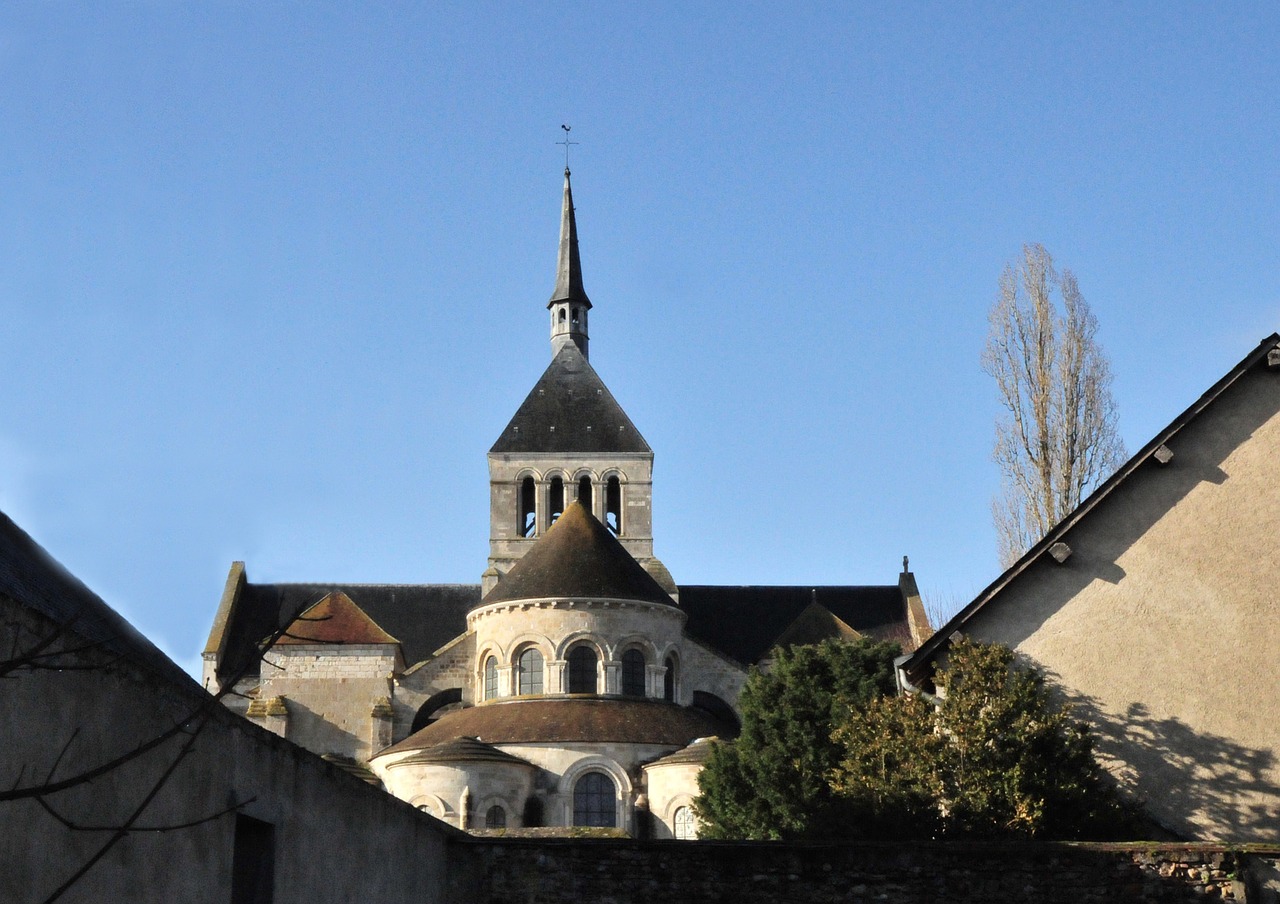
[275,590,399,646]
[385,736,535,767]
[380,697,737,754]
[481,501,675,607]
[489,344,650,454]
[218,581,480,679]
[644,736,721,769]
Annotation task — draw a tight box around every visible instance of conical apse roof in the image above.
[480,501,674,607]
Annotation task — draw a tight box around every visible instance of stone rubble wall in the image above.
[448,838,1280,903]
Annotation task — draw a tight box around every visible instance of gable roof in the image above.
[904,332,1280,683]
[489,344,650,454]
[0,509,191,686]
[275,590,399,646]
[481,501,675,607]
[214,579,480,680]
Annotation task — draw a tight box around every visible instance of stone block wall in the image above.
[448,838,1280,903]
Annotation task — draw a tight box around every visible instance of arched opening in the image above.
[573,772,617,828]
[519,476,536,538]
[577,475,592,513]
[483,656,498,700]
[673,806,696,840]
[484,805,506,829]
[410,688,463,733]
[571,307,579,326]
[559,308,567,323]
[517,648,544,696]
[621,649,646,697]
[567,645,598,694]
[548,477,564,524]
[605,476,622,534]
[663,656,676,703]
[692,691,740,735]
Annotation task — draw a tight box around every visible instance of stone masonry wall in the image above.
[448,838,1280,904]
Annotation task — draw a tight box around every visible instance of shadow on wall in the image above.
[969,369,1277,652]
[1067,690,1279,841]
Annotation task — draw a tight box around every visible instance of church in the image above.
[201,168,933,838]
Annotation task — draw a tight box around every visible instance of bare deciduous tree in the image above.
[982,244,1126,567]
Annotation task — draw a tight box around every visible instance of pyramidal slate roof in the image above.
[481,501,675,607]
[275,590,399,646]
[489,344,650,454]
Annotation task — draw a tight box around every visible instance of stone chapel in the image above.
[202,168,933,838]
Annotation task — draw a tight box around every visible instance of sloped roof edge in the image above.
[904,332,1280,681]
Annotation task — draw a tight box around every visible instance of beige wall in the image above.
[962,365,1280,840]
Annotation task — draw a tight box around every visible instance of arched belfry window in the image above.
[519,476,536,538]
[517,648,543,696]
[621,649,646,697]
[484,656,498,700]
[663,655,676,702]
[549,477,564,524]
[605,476,622,534]
[559,308,567,323]
[577,475,592,514]
[571,307,580,326]
[573,772,616,827]
[567,646,598,694]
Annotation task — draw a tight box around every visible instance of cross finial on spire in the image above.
[557,124,578,172]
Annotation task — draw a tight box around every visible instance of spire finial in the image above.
[557,124,578,172]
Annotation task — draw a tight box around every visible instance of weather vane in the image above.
[557,124,578,171]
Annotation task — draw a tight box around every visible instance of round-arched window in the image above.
[485,805,506,829]
[517,648,544,696]
[567,645,598,694]
[673,806,696,840]
[621,649,646,697]
[573,772,616,827]
[663,655,676,702]
[484,656,498,700]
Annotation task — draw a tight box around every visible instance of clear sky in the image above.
[1,4,1277,677]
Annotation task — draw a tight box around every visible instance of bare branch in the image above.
[983,245,1126,567]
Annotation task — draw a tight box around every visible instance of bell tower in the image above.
[484,168,674,599]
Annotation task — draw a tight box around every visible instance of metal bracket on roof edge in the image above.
[1048,542,1072,564]
[1152,444,1174,466]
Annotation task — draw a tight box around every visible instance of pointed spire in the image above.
[549,168,591,309]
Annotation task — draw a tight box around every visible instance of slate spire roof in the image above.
[489,343,650,454]
[548,168,590,310]
[480,500,675,607]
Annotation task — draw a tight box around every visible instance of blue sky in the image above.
[1,3,1276,676]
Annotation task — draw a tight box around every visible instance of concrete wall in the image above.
[960,363,1280,840]
[0,598,456,904]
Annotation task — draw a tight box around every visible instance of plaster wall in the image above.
[0,600,454,904]
[962,366,1280,840]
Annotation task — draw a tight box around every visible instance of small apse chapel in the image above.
[202,168,933,838]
